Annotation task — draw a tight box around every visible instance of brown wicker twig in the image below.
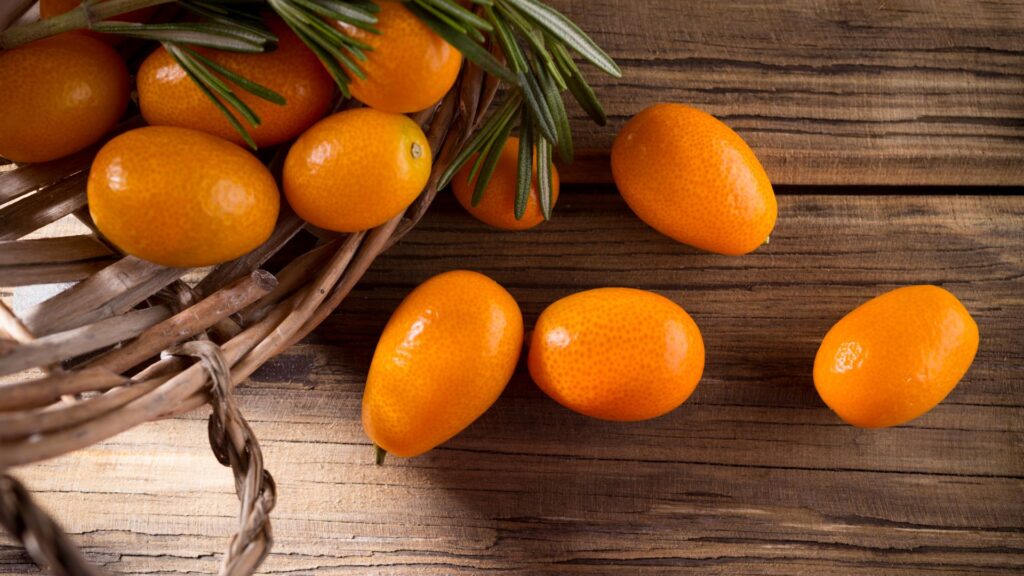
[169,341,276,576]
[0,474,103,576]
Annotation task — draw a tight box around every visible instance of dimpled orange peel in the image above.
[814,285,979,428]
[362,270,524,461]
[452,137,561,231]
[335,0,462,113]
[611,103,777,255]
[0,33,129,164]
[283,107,432,232]
[528,288,705,421]
[88,126,280,268]
[138,16,334,148]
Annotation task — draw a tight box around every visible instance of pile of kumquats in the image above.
[0,0,978,463]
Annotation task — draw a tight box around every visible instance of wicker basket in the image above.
[0,6,499,572]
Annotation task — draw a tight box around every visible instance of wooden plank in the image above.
[552,0,1024,185]
[1,193,1021,574]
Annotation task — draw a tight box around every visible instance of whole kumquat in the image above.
[138,15,334,148]
[283,107,431,232]
[336,0,462,113]
[88,126,280,268]
[529,288,705,421]
[612,103,777,255]
[452,137,561,230]
[814,285,979,428]
[363,270,524,459]
[0,33,128,164]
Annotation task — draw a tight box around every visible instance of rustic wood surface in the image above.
[2,191,1021,575]
[2,0,1023,573]
[552,0,1024,185]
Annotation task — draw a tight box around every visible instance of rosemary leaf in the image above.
[413,0,470,36]
[407,2,517,85]
[471,119,513,206]
[276,6,353,95]
[178,2,274,38]
[186,48,287,105]
[534,57,572,163]
[168,44,262,127]
[514,110,534,220]
[536,134,553,219]
[485,6,525,73]
[164,42,258,149]
[291,0,380,30]
[438,92,522,190]
[499,0,621,78]
[93,22,271,52]
[421,0,494,32]
[551,39,607,126]
[494,2,550,64]
[468,98,517,183]
[519,70,557,143]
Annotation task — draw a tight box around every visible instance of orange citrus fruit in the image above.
[0,34,128,163]
[283,107,431,232]
[336,0,462,113]
[137,15,334,148]
[40,0,157,43]
[814,285,979,428]
[528,288,705,421]
[611,103,777,255]
[451,137,560,230]
[363,270,524,458]
[88,126,280,268]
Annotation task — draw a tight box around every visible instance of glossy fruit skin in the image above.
[363,270,524,458]
[88,126,280,268]
[814,285,979,428]
[284,108,431,232]
[529,288,705,421]
[0,34,128,163]
[611,103,777,255]
[452,137,560,231]
[137,16,334,148]
[338,0,462,113]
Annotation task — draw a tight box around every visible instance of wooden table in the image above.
[2,1,1023,574]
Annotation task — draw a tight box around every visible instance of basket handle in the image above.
[0,340,276,575]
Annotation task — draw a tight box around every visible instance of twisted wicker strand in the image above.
[168,341,276,576]
[0,474,104,576]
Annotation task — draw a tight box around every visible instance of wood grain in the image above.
[1,192,1020,575]
[551,0,1024,185]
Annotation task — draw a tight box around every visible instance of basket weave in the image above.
[0,9,499,571]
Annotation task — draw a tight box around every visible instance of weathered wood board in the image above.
[553,0,1024,185]
[2,192,1021,575]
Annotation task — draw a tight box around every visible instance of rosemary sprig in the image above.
[164,42,286,149]
[399,1,516,85]
[438,0,620,221]
[267,0,379,97]
[0,0,619,221]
